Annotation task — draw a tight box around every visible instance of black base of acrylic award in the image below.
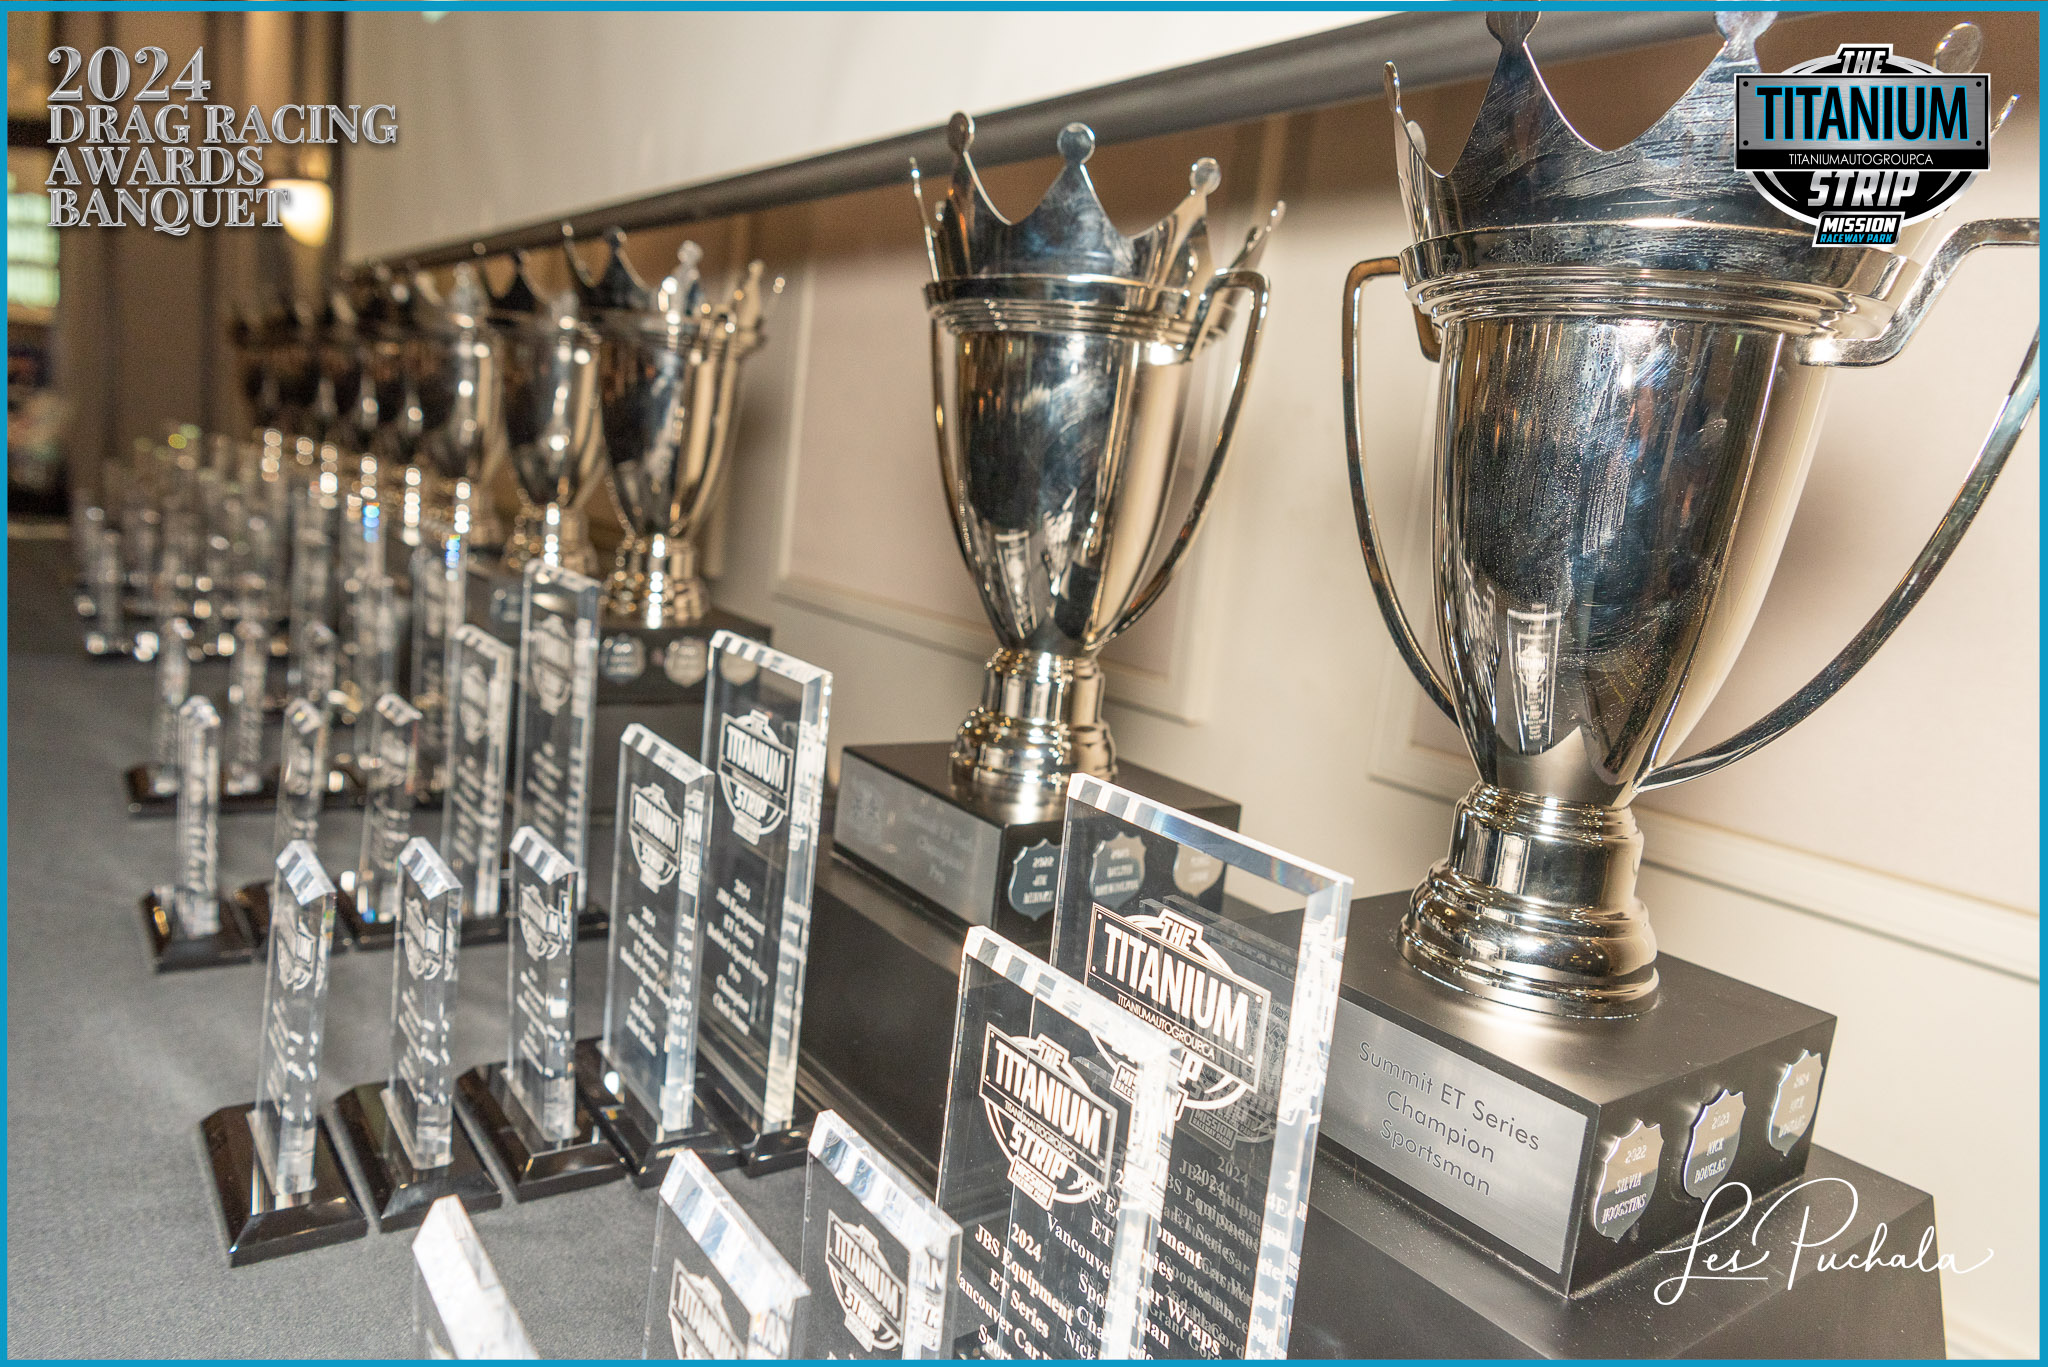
[455,1062,626,1202]
[141,889,257,972]
[330,1083,502,1232]
[572,1039,740,1187]
[125,763,278,818]
[200,1103,367,1267]
[1288,1141,1944,1357]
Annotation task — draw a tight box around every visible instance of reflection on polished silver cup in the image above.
[581,230,779,627]
[493,248,604,579]
[918,114,1279,800]
[1348,13,2040,1017]
[410,263,505,547]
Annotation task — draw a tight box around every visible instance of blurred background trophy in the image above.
[1320,11,2038,1296]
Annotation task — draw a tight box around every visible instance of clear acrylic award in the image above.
[442,624,516,938]
[412,1196,537,1359]
[798,1110,960,1359]
[225,617,271,798]
[644,1150,807,1359]
[937,928,1183,1359]
[511,561,601,919]
[694,631,831,1172]
[232,696,332,949]
[410,533,466,799]
[335,837,502,1229]
[126,616,193,808]
[200,840,366,1264]
[346,691,422,947]
[1050,774,1353,1357]
[142,695,256,970]
[580,723,722,1184]
[455,825,625,1199]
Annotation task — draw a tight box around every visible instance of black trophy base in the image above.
[492,865,610,941]
[331,1082,502,1232]
[454,1063,626,1201]
[336,889,397,950]
[1289,1141,1943,1357]
[200,1104,367,1267]
[691,1062,816,1178]
[141,889,256,971]
[233,881,356,953]
[833,741,1240,940]
[458,914,510,946]
[572,1039,740,1186]
[125,764,279,818]
[1320,891,1838,1292]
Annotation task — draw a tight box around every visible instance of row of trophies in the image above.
[77,13,2036,1358]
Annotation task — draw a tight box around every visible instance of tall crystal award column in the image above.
[200,841,367,1264]
[442,624,516,942]
[694,631,831,1173]
[936,928,1183,1358]
[411,531,466,801]
[142,695,256,970]
[223,616,274,804]
[335,837,503,1228]
[456,825,626,1199]
[125,616,195,813]
[232,696,332,947]
[412,1197,537,1358]
[577,724,721,1184]
[343,692,422,948]
[1049,775,1353,1357]
[511,560,603,928]
[644,1150,807,1360]
[796,1111,959,1359]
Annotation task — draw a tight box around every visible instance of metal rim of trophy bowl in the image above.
[1357,11,2040,1018]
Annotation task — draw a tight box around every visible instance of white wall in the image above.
[342,9,1378,260]
[383,10,2040,1353]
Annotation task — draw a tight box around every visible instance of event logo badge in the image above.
[517,881,570,962]
[528,616,574,716]
[1736,42,1991,245]
[278,909,319,993]
[717,709,791,847]
[979,1027,1114,1210]
[458,659,491,744]
[628,781,682,893]
[401,893,444,981]
[667,1263,740,1360]
[825,1212,906,1353]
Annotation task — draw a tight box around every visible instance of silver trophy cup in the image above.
[409,263,506,547]
[918,115,1280,796]
[579,230,778,626]
[493,248,605,578]
[1349,13,2039,1016]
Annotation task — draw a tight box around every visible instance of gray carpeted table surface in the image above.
[6,534,807,1358]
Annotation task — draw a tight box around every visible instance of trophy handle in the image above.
[1343,257,1456,720]
[1800,217,2038,367]
[1640,229,2041,792]
[1104,267,1271,641]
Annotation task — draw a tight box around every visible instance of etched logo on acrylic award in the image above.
[717,708,791,847]
[402,895,445,981]
[1735,41,1990,245]
[1683,1089,1745,1200]
[825,1211,906,1353]
[529,615,575,716]
[1769,1050,1825,1152]
[629,781,682,893]
[458,659,491,744]
[667,1262,740,1360]
[1086,897,1272,1114]
[517,882,570,962]
[277,911,319,992]
[979,1027,1114,1210]
[1591,1120,1663,1241]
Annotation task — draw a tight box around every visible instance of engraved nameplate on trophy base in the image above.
[467,560,773,820]
[455,825,626,1200]
[334,838,503,1230]
[644,1150,807,1360]
[412,1196,538,1358]
[1315,892,1836,1293]
[936,928,1182,1360]
[834,743,1242,940]
[140,695,258,971]
[200,842,367,1264]
[796,1110,959,1359]
[575,724,730,1185]
[691,632,831,1175]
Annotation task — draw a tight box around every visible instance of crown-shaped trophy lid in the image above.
[568,225,657,315]
[315,283,357,340]
[1392,12,2009,246]
[444,261,489,330]
[916,113,1217,295]
[486,247,544,322]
